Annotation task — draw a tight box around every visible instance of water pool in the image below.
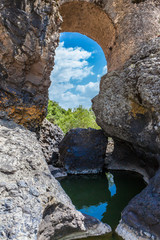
[60,171,146,240]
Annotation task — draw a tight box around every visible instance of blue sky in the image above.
[49,32,107,109]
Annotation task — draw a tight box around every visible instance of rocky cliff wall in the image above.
[0,0,160,129]
[0,0,160,240]
[92,38,160,240]
[0,0,61,130]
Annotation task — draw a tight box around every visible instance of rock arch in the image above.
[0,0,160,240]
[59,1,115,70]
[0,0,159,130]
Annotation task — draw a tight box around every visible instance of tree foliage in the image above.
[47,100,100,134]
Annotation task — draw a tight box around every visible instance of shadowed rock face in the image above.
[105,138,159,184]
[39,119,64,166]
[59,128,108,174]
[116,169,160,240]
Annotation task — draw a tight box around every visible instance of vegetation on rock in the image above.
[47,100,100,133]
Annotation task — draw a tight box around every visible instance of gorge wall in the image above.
[0,0,159,130]
[0,0,160,239]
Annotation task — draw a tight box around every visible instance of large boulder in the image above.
[0,119,111,240]
[92,38,160,159]
[93,38,160,240]
[39,118,64,166]
[59,128,108,174]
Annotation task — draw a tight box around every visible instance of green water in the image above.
[60,171,146,240]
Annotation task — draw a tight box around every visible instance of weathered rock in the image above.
[105,138,159,183]
[116,169,160,240]
[0,119,111,240]
[0,0,61,131]
[59,128,108,174]
[0,0,160,129]
[94,38,160,239]
[48,165,67,179]
[93,38,160,165]
[0,0,160,239]
[39,118,64,166]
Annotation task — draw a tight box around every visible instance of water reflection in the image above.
[105,172,116,197]
[60,171,146,229]
[79,172,116,220]
[80,202,108,221]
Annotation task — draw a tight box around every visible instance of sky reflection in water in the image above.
[79,173,116,220]
[60,171,146,229]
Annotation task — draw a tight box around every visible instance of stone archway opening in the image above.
[47,31,107,133]
[59,1,116,72]
[47,0,117,132]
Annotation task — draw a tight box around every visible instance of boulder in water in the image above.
[59,128,108,174]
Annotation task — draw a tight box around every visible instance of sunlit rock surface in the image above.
[93,38,160,157]
[0,119,111,240]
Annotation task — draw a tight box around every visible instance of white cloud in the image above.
[55,91,91,109]
[49,42,95,109]
[49,41,106,109]
[102,65,107,75]
[50,42,94,84]
[76,81,99,98]
[49,82,74,100]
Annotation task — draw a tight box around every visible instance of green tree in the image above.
[46,100,100,134]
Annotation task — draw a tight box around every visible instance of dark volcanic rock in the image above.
[116,169,160,240]
[105,138,159,183]
[39,118,64,166]
[59,128,108,174]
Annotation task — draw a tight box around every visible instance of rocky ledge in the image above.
[0,119,111,240]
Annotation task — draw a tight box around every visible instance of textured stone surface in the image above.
[116,170,160,240]
[39,118,64,166]
[0,119,111,240]
[0,0,160,129]
[105,138,159,183]
[59,128,107,174]
[93,38,160,160]
[0,0,61,130]
[60,0,160,71]
[93,38,160,239]
[48,165,67,179]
